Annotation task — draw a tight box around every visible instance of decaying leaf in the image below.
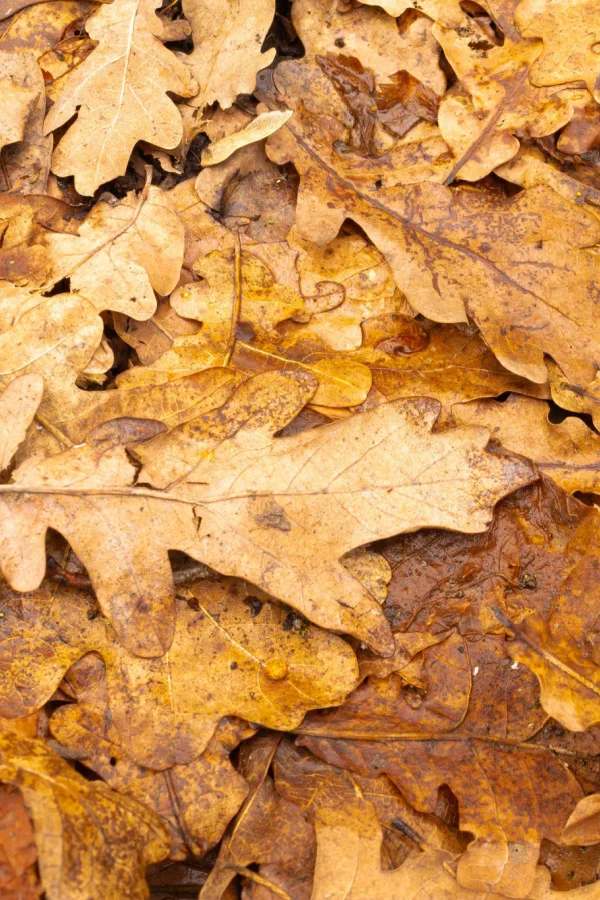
[266,62,600,384]
[43,0,198,194]
[0,576,360,766]
[0,731,169,900]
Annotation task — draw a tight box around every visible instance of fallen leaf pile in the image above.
[1,0,600,897]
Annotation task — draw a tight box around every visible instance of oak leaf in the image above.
[43,0,198,195]
[266,64,600,383]
[515,0,600,103]
[300,631,582,897]
[0,369,534,654]
[0,576,359,767]
[453,395,600,494]
[0,731,169,900]
[434,15,574,181]
[48,652,252,858]
[180,0,275,113]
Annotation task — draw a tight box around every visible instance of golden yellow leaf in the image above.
[516,0,600,102]
[0,731,169,900]
[0,577,359,767]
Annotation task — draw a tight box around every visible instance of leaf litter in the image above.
[1,0,600,897]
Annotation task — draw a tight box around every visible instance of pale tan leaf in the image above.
[180,0,275,112]
[43,0,198,194]
[202,110,293,166]
[0,373,42,470]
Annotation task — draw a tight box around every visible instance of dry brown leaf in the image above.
[0,370,534,654]
[356,0,464,27]
[137,374,534,650]
[453,395,600,494]
[501,512,600,732]
[0,731,169,900]
[180,0,275,113]
[300,631,583,897]
[515,0,600,103]
[292,0,446,94]
[43,0,198,194]
[49,653,252,858]
[0,576,359,766]
[0,784,40,900]
[202,110,293,167]
[434,15,574,181]
[265,64,600,383]
[0,373,42,470]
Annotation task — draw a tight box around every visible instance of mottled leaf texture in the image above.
[0,577,359,767]
[516,0,600,102]
[43,0,198,194]
[0,371,533,655]
[0,731,169,900]
[266,61,600,384]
